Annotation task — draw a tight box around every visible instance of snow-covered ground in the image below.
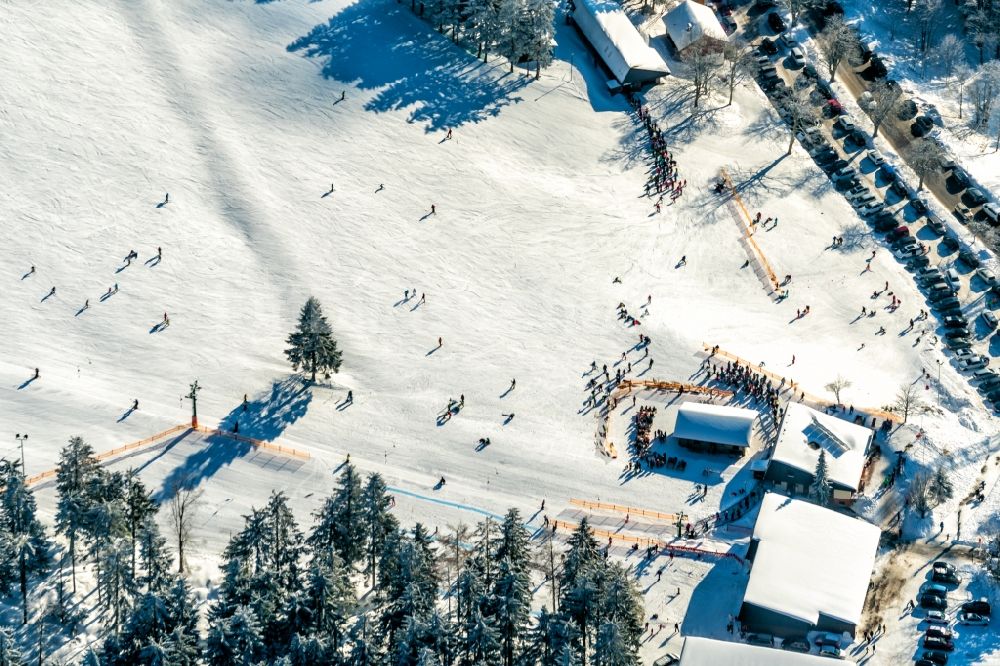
[3,0,1000,662]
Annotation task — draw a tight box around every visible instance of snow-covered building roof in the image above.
[572,0,671,85]
[664,0,728,53]
[679,637,855,665]
[673,402,757,448]
[771,403,873,491]
[742,493,880,627]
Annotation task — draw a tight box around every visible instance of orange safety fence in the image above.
[720,168,781,291]
[26,423,191,486]
[194,425,311,460]
[701,343,897,423]
[550,518,744,564]
[570,498,678,522]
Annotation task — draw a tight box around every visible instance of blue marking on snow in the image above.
[386,485,543,533]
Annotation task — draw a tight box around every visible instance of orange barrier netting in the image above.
[619,379,733,399]
[720,167,781,291]
[194,425,312,460]
[702,343,897,423]
[570,498,678,522]
[26,423,190,486]
[550,518,744,563]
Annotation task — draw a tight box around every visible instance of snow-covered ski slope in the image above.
[2,0,999,656]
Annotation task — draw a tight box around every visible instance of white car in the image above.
[867,149,886,167]
[958,356,989,372]
[845,184,871,201]
[976,267,997,287]
[858,201,886,217]
[954,348,977,360]
[959,612,990,626]
[789,46,806,67]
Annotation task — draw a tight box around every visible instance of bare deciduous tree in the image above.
[782,87,819,155]
[818,16,857,83]
[952,63,972,120]
[908,471,931,518]
[722,40,755,107]
[779,0,818,29]
[825,376,852,405]
[890,382,925,424]
[971,61,1000,129]
[915,0,943,56]
[686,43,723,108]
[868,79,905,137]
[168,483,204,574]
[907,138,945,190]
[936,34,964,77]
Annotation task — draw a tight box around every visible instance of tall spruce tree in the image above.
[0,460,51,625]
[361,473,398,586]
[809,450,832,506]
[310,463,365,568]
[928,466,954,507]
[138,517,172,594]
[285,297,343,382]
[55,436,102,592]
[124,472,157,580]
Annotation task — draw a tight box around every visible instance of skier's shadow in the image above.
[410,301,423,312]
[336,398,352,411]
[40,291,54,302]
[499,386,513,399]
[115,265,129,274]
[156,201,167,209]
[16,376,37,390]
[20,271,32,280]
[426,345,441,356]
[393,296,412,308]
[149,321,166,334]
[100,291,114,303]
[475,439,490,451]
[321,190,333,199]
[419,212,434,221]
[117,407,136,423]
[75,306,88,317]
[433,479,445,491]
[502,414,514,425]
[145,256,161,267]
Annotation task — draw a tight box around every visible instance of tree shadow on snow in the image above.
[287,0,528,131]
[155,376,312,500]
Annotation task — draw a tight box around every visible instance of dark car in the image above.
[926,626,954,640]
[912,197,929,215]
[944,330,970,342]
[908,255,931,269]
[868,54,888,78]
[823,159,849,174]
[888,225,910,241]
[921,594,947,610]
[941,236,960,251]
[912,116,935,137]
[946,338,973,350]
[962,598,992,615]
[923,636,954,651]
[933,570,961,585]
[980,376,1000,391]
[803,63,819,79]
[958,248,981,268]
[943,316,967,329]
[759,38,778,55]
[934,562,957,575]
[782,638,810,653]
[767,11,786,32]
[921,650,949,665]
[951,167,971,189]
[925,214,946,235]
[966,187,988,206]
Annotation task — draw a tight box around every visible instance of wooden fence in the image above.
[720,167,781,291]
[570,498,678,522]
[194,425,311,460]
[26,423,190,486]
[551,518,743,564]
[619,379,733,399]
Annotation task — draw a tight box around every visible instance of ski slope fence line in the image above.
[719,167,781,292]
[701,343,897,423]
[569,498,679,522]
[193,425,311,460]
[550,518,744,564]
[25,423,191,486]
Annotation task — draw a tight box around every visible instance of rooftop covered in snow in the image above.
[678,636,856,665]
[771,403,874,491]
[664,0,728,53]
[572,0,671,85]
[672,402,757,448]
[742,493,880,627]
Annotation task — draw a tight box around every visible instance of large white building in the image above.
[677,636,856,665]
[672,402,758,455]
[738,493,880,639]
[571,0,671,88]
[664,0,728,54]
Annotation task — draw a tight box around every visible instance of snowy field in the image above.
[3,0,1000,662]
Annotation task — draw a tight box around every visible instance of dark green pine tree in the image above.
[285,297,343,382]
[0,460,52,625]
[522,607,581,666]
[138,517,173,594]
[361,472,398,586]
[309,463,365,568]
[302,557,355,647]
[54,436,102,592]
[0,626,22,666]
[559,519,604,664]
[124,471,157,581]
[596,563,643,664]
[492,509,533,666]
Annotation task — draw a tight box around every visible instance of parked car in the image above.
[946,337,973,350]
[909,254,932,270]
[832,165,857,181]
[982,311,999,330]
[920,594,947,610]
[746,633,774,647]
[912,196,929,215]
[789,46,805,67]
[933,570,961,585]
[959,611,990,625]
[912,115,935,137]
[966,187,988,206]
[923,636,954,652]
[942,315,967,329]
[823,159,849,174]
[981,376,1000,391]
[972,369,997,382]
[759,38,778,55]
[926,626,954,640]
[976,267,997,287]
[941,236,960,251]
[782,638,811,653]
[951,167,971,189]
[858,201,885,217]
[834,115,855,133]
[959,247,981,268]
[954,204,972,224]
[924,610,949,625]
[818,644,841,658]
[652,654,680,666]
[919,651,949,665]
[945,267,962,288]
[925,214,946,235]
[767,11,786,32]
[803,63,819,79]
[984,201,1000,224]
[867,149,885,167]
[962,598,992,615]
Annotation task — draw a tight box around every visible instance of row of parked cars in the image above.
[916,563,991,665]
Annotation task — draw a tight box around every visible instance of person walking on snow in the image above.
[431,204,436,215]
[163,312,170,326]
[437,336,442,347]
[132,399,139,410]
[446,128,452,140]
